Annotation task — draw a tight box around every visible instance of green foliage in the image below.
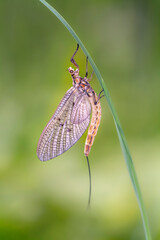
[1,0,160,239]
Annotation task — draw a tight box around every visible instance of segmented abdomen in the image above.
[84,94,101,156]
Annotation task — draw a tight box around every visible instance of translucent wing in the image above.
[37,87,91,161]
[71,95,91,124]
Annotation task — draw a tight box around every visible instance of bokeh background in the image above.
[0,0,160,239]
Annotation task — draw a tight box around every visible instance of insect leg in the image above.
[70,44,79,68]
[85,56,88,77]
[99,89,104,96]
[95,89,105,104]
[98,89,105,100]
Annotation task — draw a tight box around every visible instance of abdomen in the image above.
[84,95,101,156]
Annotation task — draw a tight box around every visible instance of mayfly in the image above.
[37,44,103,207]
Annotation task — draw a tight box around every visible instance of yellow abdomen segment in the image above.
[84,96,101,156]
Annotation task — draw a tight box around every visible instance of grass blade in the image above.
[39,0,152,239]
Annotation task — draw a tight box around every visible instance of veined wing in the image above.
[71,95,91,124]
[37,87,91,161]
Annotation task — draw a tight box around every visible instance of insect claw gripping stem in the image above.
[98,89,105,101]
[70,43,79,68]
[94,89,105,104]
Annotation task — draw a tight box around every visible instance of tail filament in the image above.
[86,156,91,209]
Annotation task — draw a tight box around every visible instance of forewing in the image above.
[37,87,91,161]
[71,95,91,124]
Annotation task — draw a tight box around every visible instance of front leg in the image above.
[70,44,79,68]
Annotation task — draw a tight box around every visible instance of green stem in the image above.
[39,0,152,239]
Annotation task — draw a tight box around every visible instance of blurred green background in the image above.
[0,0,160,239]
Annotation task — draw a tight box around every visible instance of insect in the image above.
[37,44,103,207]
